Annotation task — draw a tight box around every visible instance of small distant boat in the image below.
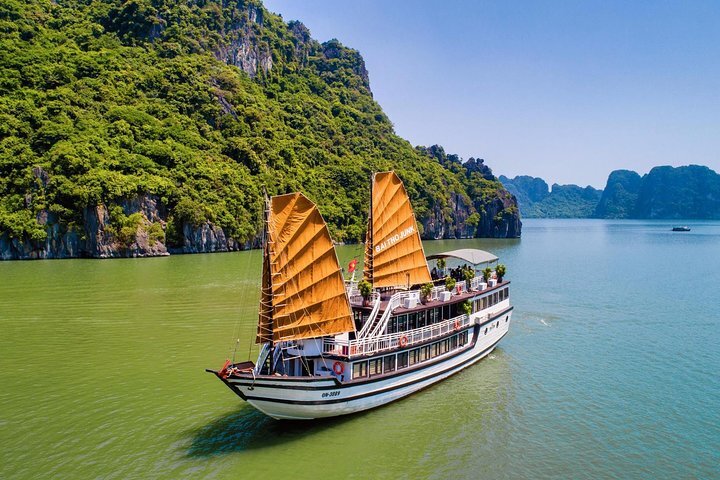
[672,226,691,232]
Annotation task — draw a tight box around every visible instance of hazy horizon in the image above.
[263,0,720,189]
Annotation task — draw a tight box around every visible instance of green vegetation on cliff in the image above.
[0,0,519,257]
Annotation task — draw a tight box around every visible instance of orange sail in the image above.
[256,192,354,344]
[363,172,432,289]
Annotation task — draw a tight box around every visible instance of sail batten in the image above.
[363,171,432,289]
[256,192,354,344]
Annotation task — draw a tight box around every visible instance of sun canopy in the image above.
[426,249,498,265]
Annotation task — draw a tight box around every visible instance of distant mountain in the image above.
[504,165,720,220]
[596,165,720,219]
[594,170,642,218]
[499,175,602,218]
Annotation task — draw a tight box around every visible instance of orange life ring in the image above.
[399,335,408,348]
[454,319,461,330]
[333,361,344,375]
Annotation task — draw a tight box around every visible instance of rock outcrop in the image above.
[1,195,171,260]
[594,170,642,219]
[418,146,522,239]
[631,165,720,219]
[213,4,274,77]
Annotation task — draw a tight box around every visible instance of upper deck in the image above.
[349,278,510,315]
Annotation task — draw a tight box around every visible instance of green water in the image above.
[2,219,719,479]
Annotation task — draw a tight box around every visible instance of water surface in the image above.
[1,219,719,479]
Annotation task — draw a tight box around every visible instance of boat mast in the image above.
[366,172,375,285]
[259,189,275,371]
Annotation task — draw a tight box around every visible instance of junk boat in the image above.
[208,172,513,419]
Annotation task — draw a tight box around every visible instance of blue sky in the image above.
[263,1,720,188]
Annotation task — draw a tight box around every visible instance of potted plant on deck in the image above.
[358,279,372,306]
[445,276,456,292]
[496,264,506,283]
[420,282,434,304]
[463,267,474,290]
[436,258,446,277]
[482,267,493,283]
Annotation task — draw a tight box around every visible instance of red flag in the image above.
[348,259,358,273]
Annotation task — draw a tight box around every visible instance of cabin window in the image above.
[420,346,431,361]
[417,311,427,328]
[397,314,408,332]
[431,343,439,358]
[387,317,396,334]
[451,335,458,349]
[459,331,469,345]
[408,313,417,330]
[383,355,396,373]
[494,292,499,304]
[409,349,420,365]
[369,358,383,377]
[397,352,409,369]
[352,361,368,379]
[430,308,439,324]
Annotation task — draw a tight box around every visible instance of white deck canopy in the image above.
[426,248,498,265]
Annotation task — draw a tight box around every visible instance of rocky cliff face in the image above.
[634,165,720,219]
[419,146,522,239]
[1,193,171,260]
[213,4,274,77]
[594,170,642,219]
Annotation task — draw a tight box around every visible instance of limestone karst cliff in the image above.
[0,0,520,259]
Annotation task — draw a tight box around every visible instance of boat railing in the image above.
[365,290,412,339]
[324,313,477,358]
[356,292,382,338]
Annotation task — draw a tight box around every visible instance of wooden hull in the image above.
[214,308,512,420]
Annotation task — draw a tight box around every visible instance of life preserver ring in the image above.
[399,335,408,348]
[333,361,344,375]
[454,319,461,330]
